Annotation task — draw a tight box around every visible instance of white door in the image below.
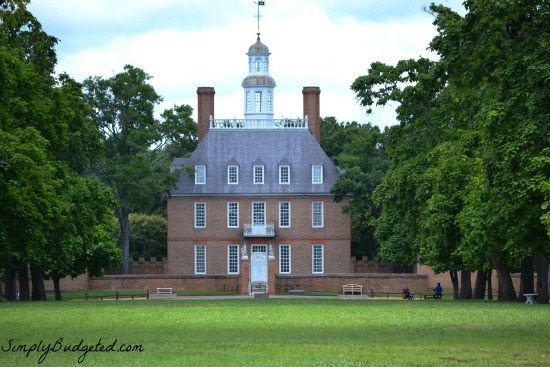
[250,245,267,283]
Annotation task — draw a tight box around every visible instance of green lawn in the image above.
[1,297,549,366]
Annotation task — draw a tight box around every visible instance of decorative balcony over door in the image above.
[243,222,275,237]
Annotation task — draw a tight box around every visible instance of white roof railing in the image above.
[210,116,308,130]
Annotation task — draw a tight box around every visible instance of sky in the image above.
[28,0,466,129]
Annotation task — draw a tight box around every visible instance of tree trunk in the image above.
[473,270,487,299]
[53,276,63,301]
[30,264,46,301]
[519,256,534,301]
[449,270,459,299]
[459,270,472,299]
[490,251,517,301]
[17,261,31,301]
[535,254,549,304]
[117,208,130,275]
[487,269,493,300]
[487,270,493,301]
[4,265,17,301]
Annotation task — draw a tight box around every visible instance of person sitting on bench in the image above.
[434,283,443,299]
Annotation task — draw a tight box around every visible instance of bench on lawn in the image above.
[287,289,305,294]
[84,291,149,301]
[156,287,173,295]
[423,293,442,299]
[342,284,363,295]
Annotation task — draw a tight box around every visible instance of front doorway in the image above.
[250,245,268,294]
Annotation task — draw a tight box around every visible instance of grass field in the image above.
[1,296,549,366]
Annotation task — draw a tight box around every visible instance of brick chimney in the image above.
[197,87,215,144]
[302,87,321,142]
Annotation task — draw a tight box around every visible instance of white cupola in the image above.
[242,34,276,121]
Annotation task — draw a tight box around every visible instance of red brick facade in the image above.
[167,196,352,291]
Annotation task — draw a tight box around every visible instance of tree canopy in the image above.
[0,0,120,300]
[349,0,549,300]
[83,65,196,274]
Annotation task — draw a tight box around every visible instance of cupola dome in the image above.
[248,35,270,55]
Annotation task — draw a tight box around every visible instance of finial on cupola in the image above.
[254,1,266,37]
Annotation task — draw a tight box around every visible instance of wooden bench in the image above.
[342,284,363,295]
[423,293,442,299]
[84,291,149,301]
[156,287,173,295]
[287,289,305,294]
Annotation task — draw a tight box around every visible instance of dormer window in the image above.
[279,165,290,184]
[254,165,264,184]
[228,165,239,185]
[312,165,323,184]
[195,165,206,185]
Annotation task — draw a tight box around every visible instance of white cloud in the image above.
[30,0,466,128]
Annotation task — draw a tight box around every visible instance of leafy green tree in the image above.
[43,168,120,300]
[1,0,60,301]
[352,0,549,301]
[128,213,167,260]
[1,0,122,299]
[0,128,53,300]
[434,0,550,301]
[83,66,194,274]
[329,122,388,258]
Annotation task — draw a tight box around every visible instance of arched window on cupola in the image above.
[255,58,262,73]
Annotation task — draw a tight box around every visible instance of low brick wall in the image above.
[277,273,428,294]
[89,274,240,293]
[87,273,427,295]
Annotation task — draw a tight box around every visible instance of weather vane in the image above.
[254,1,266,35]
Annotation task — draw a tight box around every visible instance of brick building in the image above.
[167,33,351,295]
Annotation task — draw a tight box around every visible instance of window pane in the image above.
[253,202,265,226]
[279,165,290,184]
[312,245,323,273]
[312,165,323,184]
[228,202,239,228]
[255,91,262,113]
[228,245,239,274]
[195,202,206,228]
[195,245,206,274]
[195,165,206,184]
[228,165,238,184]
[279,245,290,273]
[279,202,290,227]
[312,202,323,227]
[254,165,264,184]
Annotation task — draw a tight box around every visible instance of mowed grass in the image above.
[1,298,549,366]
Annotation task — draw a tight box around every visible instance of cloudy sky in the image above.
[29,0,466,129]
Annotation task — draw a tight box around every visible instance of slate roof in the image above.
[170,129,341,197]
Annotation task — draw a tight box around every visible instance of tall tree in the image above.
[1,0,122,299]
[329,121,388,258]
[83,66,194,274]
[351,0,549,301]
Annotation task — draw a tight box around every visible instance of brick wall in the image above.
[167,196,351,275]
[277,274,428,294]
[1,272,535,296]
[89,274,239,293]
